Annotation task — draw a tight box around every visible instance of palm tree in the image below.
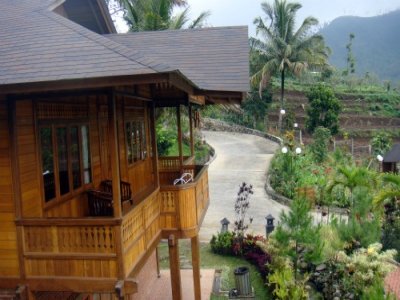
[117,0,210,31]
[326,165,377,209]
[251,0,330,133]
[373,173,400,209]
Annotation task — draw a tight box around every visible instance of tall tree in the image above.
[116,0,209,31]
[251,0,330,133]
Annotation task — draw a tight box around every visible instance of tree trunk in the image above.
[278,68,285,133]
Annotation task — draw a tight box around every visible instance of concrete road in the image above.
[199,131,288,242]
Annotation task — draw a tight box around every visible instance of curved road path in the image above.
[199,131,288,242]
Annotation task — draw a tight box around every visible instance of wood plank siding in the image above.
[0,97,19,278]
[1,86,210,297]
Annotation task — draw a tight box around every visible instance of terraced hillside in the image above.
[267,90,400,145]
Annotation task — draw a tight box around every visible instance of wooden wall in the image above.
[0,97,19,277]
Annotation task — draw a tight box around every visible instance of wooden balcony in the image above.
[17,218,126,292]
[15,161,209,294]
[159,163,209,238]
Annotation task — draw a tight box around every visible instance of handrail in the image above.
[16,218,122,226]
[160,165,208,190]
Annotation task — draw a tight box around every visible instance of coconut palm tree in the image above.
[117,0,210,31]
[251,0,330,132]
[373,173,400,209]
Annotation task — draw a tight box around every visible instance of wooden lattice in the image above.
[37,102,89,120]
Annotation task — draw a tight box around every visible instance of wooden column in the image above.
[108,91,125,281]
[150,102,159,187]
[188,103,195,157]
[191,235,201,300]
[7,98,26,280]
[176,106,183,171]
[108,91,122,218]
[168,235,182,300]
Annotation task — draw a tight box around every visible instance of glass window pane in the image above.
[40,127,55,202]
[126,122,132,164]
[70,126,81,189]
[57,127,70,195]
[81,125,92,184]
[141,122,147,160]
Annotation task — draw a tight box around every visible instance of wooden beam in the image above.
[176,106,183,172]
[150,102,160,188]
[26,277,137,294]
[108,91,125,281]
[188,103,194,157]
[168,234,182,300]
[169,72,194,95]
[1,74,170,95]
[191,236,201,300]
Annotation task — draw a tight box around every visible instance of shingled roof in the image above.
[107,27,250,93]
[384,144,400,163]
[0,0,249,96]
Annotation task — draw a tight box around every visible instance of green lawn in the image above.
[158,240,272,299]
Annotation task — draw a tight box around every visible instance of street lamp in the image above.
[265,214,275,238]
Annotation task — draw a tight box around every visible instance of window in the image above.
[40,124,92,202]
[126,120,147,164]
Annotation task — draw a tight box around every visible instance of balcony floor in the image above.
[145,269,215,300]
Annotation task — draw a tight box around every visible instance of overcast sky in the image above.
[183,0,400,36]
[115,0,400,36]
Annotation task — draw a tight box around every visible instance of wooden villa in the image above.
[0,0,249,299]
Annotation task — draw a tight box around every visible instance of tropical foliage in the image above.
[116,0,210,31]
[305,83,342,135]
[251,0,330,131]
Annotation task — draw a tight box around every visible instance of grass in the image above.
[158,240,272,299]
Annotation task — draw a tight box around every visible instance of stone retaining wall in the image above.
[202,117,282,144]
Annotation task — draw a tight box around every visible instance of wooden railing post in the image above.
[191,235,201,300]
[168,234,182,300]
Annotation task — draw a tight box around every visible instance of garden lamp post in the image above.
[377,154,383,172]
[265,214,275,238]
[220,217,230,233]
[279,109,286,134]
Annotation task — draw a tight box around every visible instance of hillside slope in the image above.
[320,10,400,81]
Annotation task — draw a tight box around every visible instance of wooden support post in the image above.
[108,91,125,281]
[176,106,183,171]
[188,103,195,157]
[150,102,160,187]
[191,236,201,300]
[168,235,182,300]
[108,91,122,218]
[156,246,161,278]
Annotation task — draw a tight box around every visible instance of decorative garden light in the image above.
[294,123,298,128]
[265,214,275,238]
[295,147,302,154]
[377,154,383,162]
[280,109,286,115]
[220,217,230,233]
[281,146,288,154]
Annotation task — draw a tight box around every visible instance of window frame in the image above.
[125,118,148,167]
[38,121,93,207]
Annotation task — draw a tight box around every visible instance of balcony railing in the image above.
[19,218,119,279]
[159,164,209,236]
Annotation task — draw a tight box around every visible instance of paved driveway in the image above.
[199,131,288,242]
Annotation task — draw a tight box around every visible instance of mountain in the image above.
[319,10,400,81]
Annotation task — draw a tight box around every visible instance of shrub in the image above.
[310,126,331,163]
[305,83,341,135]
[210,231,234,255]
[268,266,309,300]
